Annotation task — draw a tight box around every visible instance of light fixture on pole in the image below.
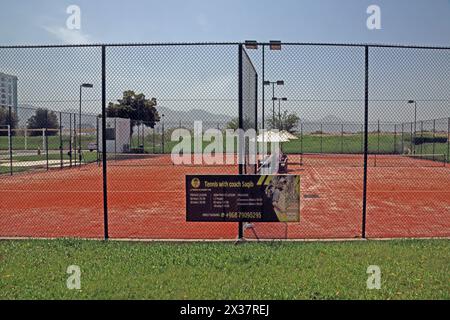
[244,40,258,50]
[269,40,282,51]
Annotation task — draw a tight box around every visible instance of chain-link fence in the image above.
[0,42,449,240]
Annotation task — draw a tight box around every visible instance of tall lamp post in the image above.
[79,83,93,165]
[244,40,283,130]
[264,80,284,124]
[272,97,288,129]
[408,100,417,154]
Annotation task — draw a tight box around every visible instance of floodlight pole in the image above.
[264,80,284,128]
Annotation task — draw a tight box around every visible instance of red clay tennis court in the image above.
[0,153,449,240]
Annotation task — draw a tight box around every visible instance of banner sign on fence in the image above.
[186,175,300,222]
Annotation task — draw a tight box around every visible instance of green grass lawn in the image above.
[0,151,98,175]
[0,239,448,300]
[1,132,448,175]
[0,135,97,151]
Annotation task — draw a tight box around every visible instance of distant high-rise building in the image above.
[0,72,18,115]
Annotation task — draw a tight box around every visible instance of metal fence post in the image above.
[320,123,323,153]
[114,118,117,156]
[8,106,13,176]
[401,123,404,153]
[447,117,450,164]
[45,109,49,171]
[142,122,145,152]
[361,124,364,153]
[420,121,424,155]
[59,112,63,169]
[377,120,380,163]
[69,113,72,167]
[300,122,303,165]
[161,119,165,154]
[96,116,100,166]
[362,46,369,239]
[73,114,77,166]
[394,124,397,154]
[261,44,265,130]
[238,44,244,241]
[153,127,155,154]
[254,72,258,173]
[101,45,109,240]
[432,119,436,160]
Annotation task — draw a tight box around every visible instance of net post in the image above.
[362,46,369,239]
[101,45,109,240]
[59,112,63,169]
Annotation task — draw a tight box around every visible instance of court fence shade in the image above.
[0,42,449,240]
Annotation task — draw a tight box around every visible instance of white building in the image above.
[0,72,18,115]
[98,117,131,153]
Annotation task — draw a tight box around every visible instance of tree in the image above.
[226,117,239,130]
[27,108,59,136]
[106,91,160,132]
[0,107,18,136]
[226,117,255,130]
[266,110,300,133]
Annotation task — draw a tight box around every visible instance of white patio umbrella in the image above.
[255,131,290,143]
[279,130,298,140]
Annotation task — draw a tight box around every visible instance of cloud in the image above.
[43,26,93,44]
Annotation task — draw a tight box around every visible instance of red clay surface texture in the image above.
[0,154,449,239]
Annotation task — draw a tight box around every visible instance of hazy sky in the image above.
[1,0,449,46]
[0,0,449,123]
